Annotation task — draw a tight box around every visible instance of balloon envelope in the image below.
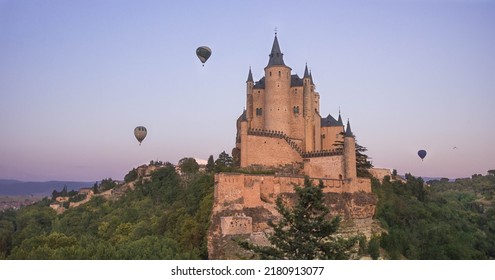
[417,150,427,160]
[196,46,211,64]
[134,126,147,145]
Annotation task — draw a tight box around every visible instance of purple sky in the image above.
[1,0,494,181]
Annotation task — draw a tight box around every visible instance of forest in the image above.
[374,172,495,259]
[1,153,494,259]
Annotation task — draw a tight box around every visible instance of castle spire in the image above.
[246,67,253,83]
[337,109,343,126]
[267,34,285,67]
[345,119,354,137]
[304,63,310,78]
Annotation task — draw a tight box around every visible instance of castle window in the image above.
[269,72,272,77]
[278,71,281,77]
[293,106,299,114]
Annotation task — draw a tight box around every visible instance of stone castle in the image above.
[208,35,377,259]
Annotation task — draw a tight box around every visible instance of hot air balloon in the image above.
[417,150,427,161]
[196,46,211,66]
[134,126,147,146]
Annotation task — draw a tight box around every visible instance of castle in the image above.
[235,34,364,184]
[208,35,376,259]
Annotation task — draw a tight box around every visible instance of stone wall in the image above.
[303,155,345,179]
[208,172,377,259]
[244,134,302,167]
[369,168,392,182]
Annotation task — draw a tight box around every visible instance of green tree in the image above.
[356,143,373,177]
[240,177,357,259]
[178,157,200,175]
[124,168,138,183]
[99,178,117,192]
[214,151,233,172]
[206,155,215,173]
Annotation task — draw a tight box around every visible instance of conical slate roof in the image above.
[345,120,354,137]
[267,35,285,67]
[337,112,343,126]
[304,64,310,78]
[238,109,247,122]
[246,67,253,83]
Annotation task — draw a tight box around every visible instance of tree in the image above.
[124,168,138,183]
[214,151,233,172]
[178,157,199,175]
[240,177,357,259]
[356,143,373,177]
[92,182,99,194]
[206,155,215,173]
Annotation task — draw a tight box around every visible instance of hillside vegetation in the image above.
[374,173,495,259]
[0,162,214,259]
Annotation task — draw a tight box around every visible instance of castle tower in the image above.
[240,116,248,167]
[303,64,315,152]
[246,68,254,126]
[344,119,357,179]
[263,34,292,134]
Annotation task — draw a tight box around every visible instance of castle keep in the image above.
[208,35,376,259]
[235,34,360,181]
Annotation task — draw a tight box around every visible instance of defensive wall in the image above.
[215,172,371,207]
[208,172,375,259]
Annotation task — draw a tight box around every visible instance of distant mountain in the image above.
[0,179,95,196]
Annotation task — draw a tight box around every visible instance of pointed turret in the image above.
[304,63,310,78]
[344,119,357,179]
[267,35,285,67]
[246,67,253,83]
[337,111,343,126]
[246,67,254,124]
[309,70,314,85]
[345,119,354,137]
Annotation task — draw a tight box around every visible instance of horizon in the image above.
[1,1,494,182]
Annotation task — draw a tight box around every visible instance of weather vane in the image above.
[274,27,278,36]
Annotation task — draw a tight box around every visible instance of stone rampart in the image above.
[208,172,376,259]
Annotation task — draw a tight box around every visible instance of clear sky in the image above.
[1,0,494,181]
